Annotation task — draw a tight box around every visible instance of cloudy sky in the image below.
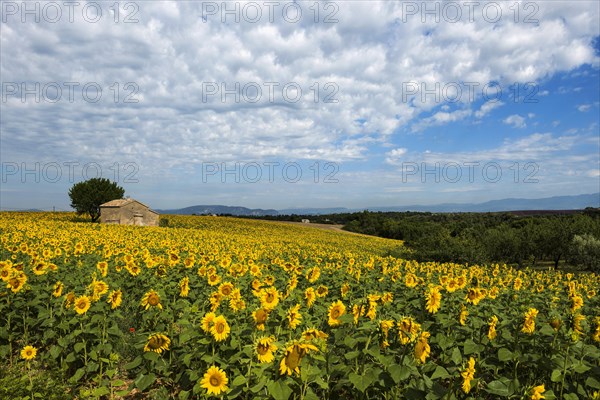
[1,0,599,211]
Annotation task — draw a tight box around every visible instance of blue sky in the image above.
[1,1,599,210]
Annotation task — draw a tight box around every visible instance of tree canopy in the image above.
[68,178,125,222]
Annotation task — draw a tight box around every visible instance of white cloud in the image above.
[475,100,504,118]
[503,114,527,129]
[578,104,592,112]
[412,109,473,132]
[385,148,408,165]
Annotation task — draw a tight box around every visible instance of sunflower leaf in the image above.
[135,373,156,392]
[266,380,292,400]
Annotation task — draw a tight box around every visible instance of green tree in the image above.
[570,233,600,272]
[68,178,125,222]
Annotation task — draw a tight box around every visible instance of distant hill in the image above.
[147,193,600,216]
[367,193,600,213]
[276,193,600,215]
[278,207,350,215]
[156,205,279,216]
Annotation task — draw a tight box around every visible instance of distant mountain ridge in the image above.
[156,205,279,216]
[157,193,599,216]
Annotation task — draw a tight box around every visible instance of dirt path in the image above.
[267,220,370,236]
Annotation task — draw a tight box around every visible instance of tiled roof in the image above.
[100,198,134,207]
[100,198,158,214]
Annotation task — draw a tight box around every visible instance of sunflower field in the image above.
[1,212,599,400]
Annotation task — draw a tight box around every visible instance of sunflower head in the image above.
[107,289,122,309]
[74,295,91,315]
[255,336,277,363]
[144,333,171,354]
[218,282,234,297]
[327,300,346,327]
[279,341,319,376]
[302,328,328,342]
[141,290,162,310]
[260,287,279,310]
[252,308,270,330]
[210,315,230,342]
[200,366,228,396]
[52,281,64,298]
[286,304,302,329]
[21,345,37,361]
[201,312,216,333]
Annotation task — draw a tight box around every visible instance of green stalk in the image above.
[27,361,34,400]
[560,345,570,399]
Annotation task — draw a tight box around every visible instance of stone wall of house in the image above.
[100,201,159,226]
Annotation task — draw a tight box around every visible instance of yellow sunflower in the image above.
[307,267,320,283]
[52,281,64,298]
[302,328,328,342]
[465,288,485,305]
[487,315,498,341]
[255,336,278,363]
[207,274,221,286]
[144,333,171,354]
[200,365,228,396]
[229,297,246,312]
[141,289,163,310]
[398,317,421,345]
[264,275,275,286]
[0,264,12,281]
[96,261,108,277]
[305,287,316,308]
[286,304,302,329]
[252,308,269,331]
[107,289,122,309]
[89,279,109,301]
[201,312,216,333]
[74,295,91,315]
[425,286,442,314]
[366,301,377,321]
[446,278,459,293]
[32,261,47,276]
[521,308,538,334]
[6,271,27,293]
[21,345,37,361]
[381,292,393,304]
[405,273,418,288]
[461,357,476,393]
[64,291,75,309]
[340,283,350,298]
[328,300,346,327]
[260,287,279,310]
[315,285,328,298]
[352,304,365,325]
[592,317,600,343]
[459,305,469,326]
[572,313,585,338]
[279,342,319,376]
[414,331,431,363]
[210,315,230,341]
[218,282,234,297]
[179,276,190,297]
[287,274,299,292]
[530,384,545,400]
[571,295,583,313]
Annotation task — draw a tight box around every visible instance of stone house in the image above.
[99,198,159,226]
